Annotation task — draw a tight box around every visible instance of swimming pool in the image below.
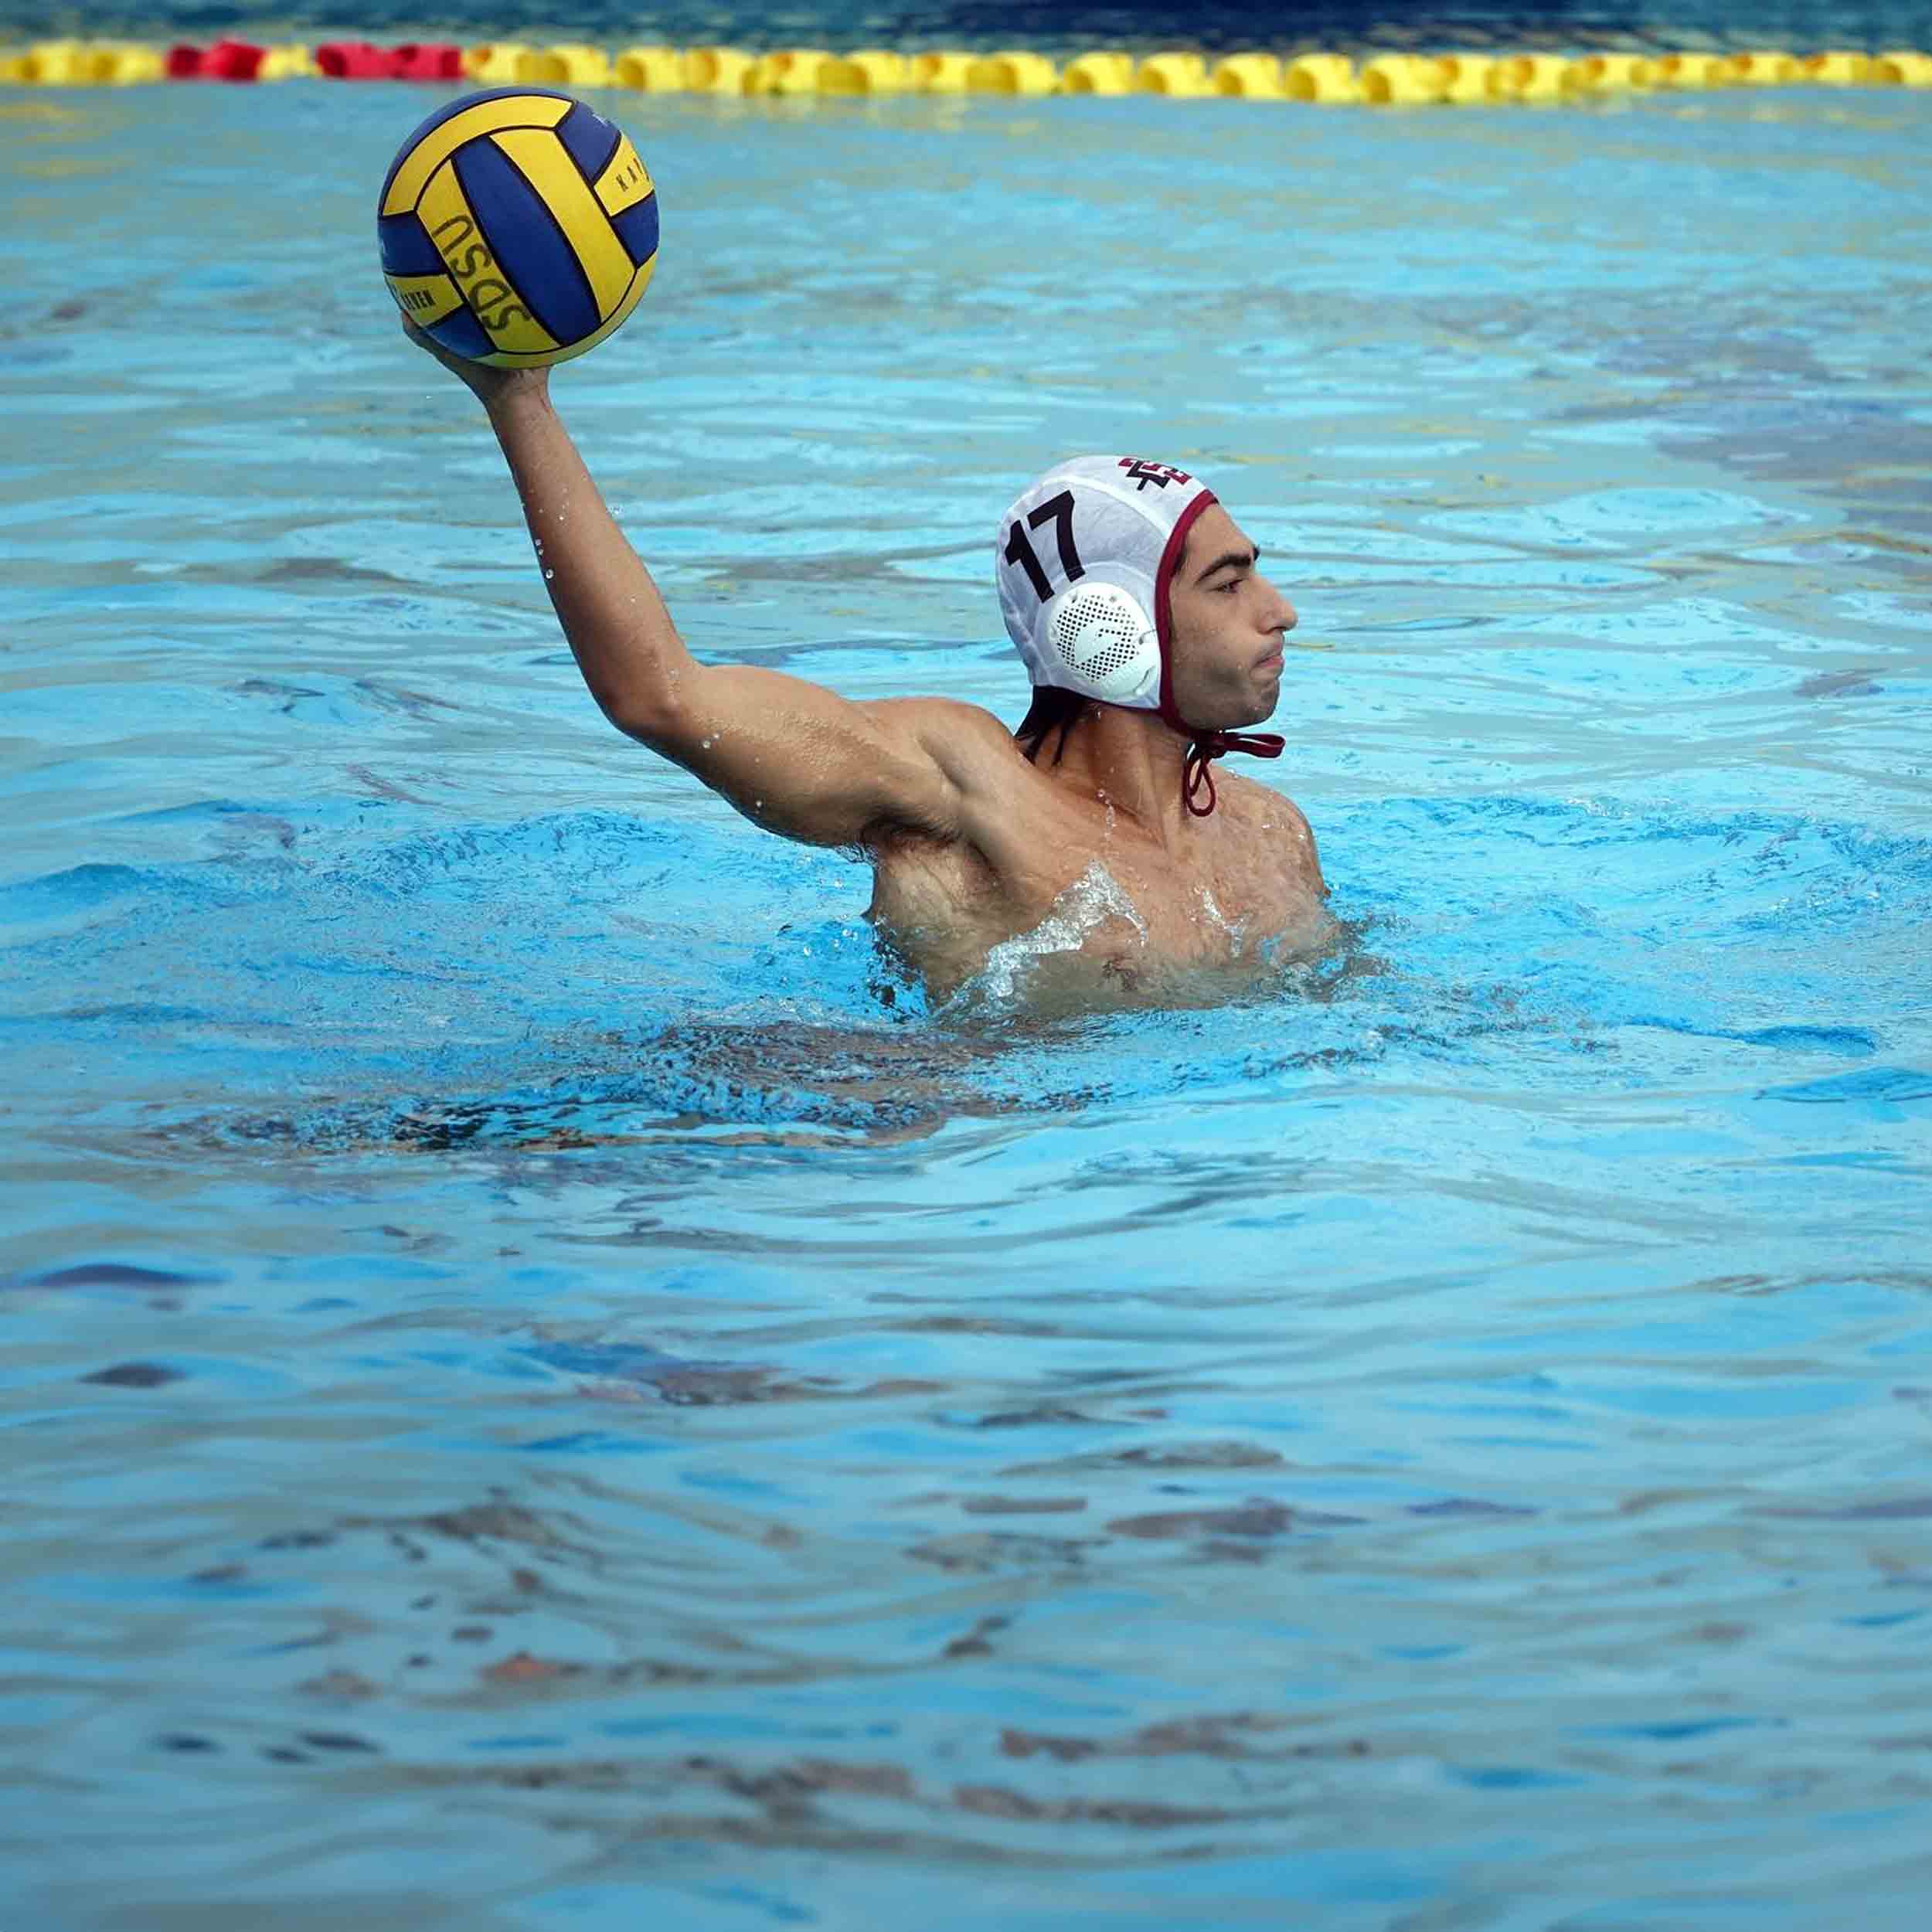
[3,68,1930,1930]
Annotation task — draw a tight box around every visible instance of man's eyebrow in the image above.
[1194,545,1261,584]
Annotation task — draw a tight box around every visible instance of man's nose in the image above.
[1262,577,1297,633]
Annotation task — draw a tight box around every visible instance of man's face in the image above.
[1165,505,1298,730]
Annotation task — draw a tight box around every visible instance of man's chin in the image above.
[1185,684,1281,731]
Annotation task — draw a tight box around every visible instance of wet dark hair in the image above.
[1014,686,1093,766]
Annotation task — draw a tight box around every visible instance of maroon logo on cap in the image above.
[1118,458,1193,492]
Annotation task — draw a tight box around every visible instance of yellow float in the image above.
[1798,51,1872,84]
[964,51,1058,94]
[1136,52,1210,96]
[1725,49,1798,84]
[818,50,908,95]
[1359,54,1447,105]
[1564,53,1650,93]
[613,46,686,91]
[749,49,834,95]
[1876,49,1932,84]
[1209,54,1284,99]
[1063,52,1135,94]
[1488,53,1567,102]
[908,51,973,92]
[516,43,610,87]
[1284,54,1356,103]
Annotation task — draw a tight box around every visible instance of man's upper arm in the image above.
[614,663,1004,851]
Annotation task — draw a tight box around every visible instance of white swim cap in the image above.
[996,454,1212,714]
[995,454,1283,816]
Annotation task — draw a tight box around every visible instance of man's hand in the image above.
[400,315,549,416]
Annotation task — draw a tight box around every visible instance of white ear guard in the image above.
[1040,582,1160,704]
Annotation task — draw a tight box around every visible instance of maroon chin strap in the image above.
[1179,726,1286,818]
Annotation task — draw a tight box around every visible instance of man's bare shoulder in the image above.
[1262,787,1317,842]
[1220,773,1325,884]
[862,696,1029,783]
[863,694,1015,742]
[861,696,1064,878]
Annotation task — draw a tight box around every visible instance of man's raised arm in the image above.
[406,321,983,849]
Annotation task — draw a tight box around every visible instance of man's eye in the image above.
[1216,577,1243,594]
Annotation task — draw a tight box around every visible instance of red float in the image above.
[316,41,390,80]
[205,39,267,81]
[390,43,464,82]
[164,40,271,80]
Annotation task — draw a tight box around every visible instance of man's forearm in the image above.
[485,386,692,733]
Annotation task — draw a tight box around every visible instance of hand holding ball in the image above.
[379,87,658,368]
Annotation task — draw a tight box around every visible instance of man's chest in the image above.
[869,777,1327,1001]
[1088,832,1311,960]
[997,791,1318,957]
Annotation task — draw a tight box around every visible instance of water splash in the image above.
[937,862,1149,1022]
[1198,883,1247,958]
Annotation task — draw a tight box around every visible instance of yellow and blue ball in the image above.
[378,87,659,368]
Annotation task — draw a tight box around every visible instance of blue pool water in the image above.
[3,73,1931,1930]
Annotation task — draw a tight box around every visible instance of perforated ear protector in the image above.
[1043,583,1160,703]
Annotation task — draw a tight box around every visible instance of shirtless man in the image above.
[407,321,1332,1008]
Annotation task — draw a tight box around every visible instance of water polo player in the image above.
[405,321,1331,1005]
